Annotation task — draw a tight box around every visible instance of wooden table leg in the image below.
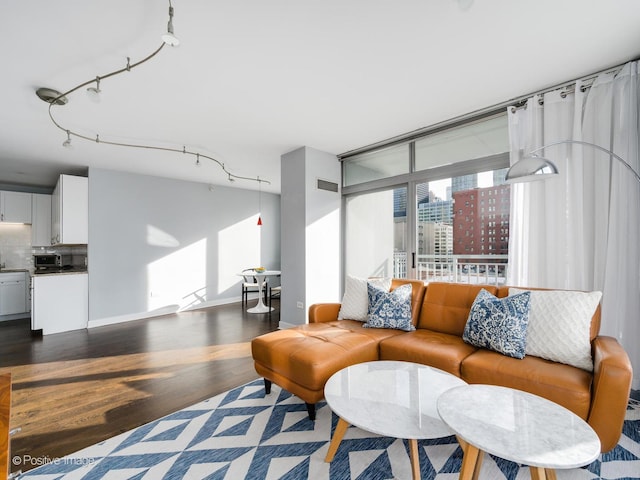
[325,417,349,462]
[544,469,557,480]
[457,437,483,480]
[408,439,420,480]
[529,466,548,480]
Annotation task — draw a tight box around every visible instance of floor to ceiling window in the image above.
[342,112,510,283]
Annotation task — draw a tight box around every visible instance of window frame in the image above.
[340,110,511,283]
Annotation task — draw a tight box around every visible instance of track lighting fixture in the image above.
[62,130,72,148]
[161,1,180,46]
[86,77,101,102]
[36,87,68,105]
[37,1,269,187]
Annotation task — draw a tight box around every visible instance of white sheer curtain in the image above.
[508,61,640,388]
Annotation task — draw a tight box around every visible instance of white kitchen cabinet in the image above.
[0,272,27,315]
[31,193,52,247]
[31,273,88,334]
[0,191,32,223]
[51,174,88,245]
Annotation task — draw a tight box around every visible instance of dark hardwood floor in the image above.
[0,300,279,473]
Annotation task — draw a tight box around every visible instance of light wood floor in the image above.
[0,300,279,473]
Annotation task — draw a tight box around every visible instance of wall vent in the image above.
[317,178,339,193]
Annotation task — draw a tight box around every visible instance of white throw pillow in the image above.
[509,288,602,371]
[338,275,392,321]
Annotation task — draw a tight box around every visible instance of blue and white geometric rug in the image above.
[19,380,640,479]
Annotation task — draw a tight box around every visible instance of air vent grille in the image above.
[317,179,338,192]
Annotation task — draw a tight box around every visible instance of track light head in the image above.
[161,4,180,46]
[62,130,73,148]
[86,77,101,103]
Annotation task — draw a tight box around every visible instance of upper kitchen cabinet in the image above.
[0,191,32,223]
[51,174,88,245]
[31,194,52,247]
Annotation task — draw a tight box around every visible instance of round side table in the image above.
[437,384,601,480]
[324,360,467,480]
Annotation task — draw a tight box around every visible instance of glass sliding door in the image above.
[344,186,408,279]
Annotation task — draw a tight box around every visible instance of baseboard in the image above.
[88,296,242,329]
[277,320,298,329]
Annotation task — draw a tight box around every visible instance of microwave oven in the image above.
[33,254,73,270]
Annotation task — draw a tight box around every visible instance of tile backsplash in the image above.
[0,224,33,269]
[0,225,88,270]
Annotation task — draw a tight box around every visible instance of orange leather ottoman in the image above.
[251,323,380,419]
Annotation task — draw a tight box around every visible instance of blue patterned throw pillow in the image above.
[462,289,531,359]
[363,283,414,331]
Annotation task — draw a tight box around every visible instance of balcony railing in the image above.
[393,252,508,285]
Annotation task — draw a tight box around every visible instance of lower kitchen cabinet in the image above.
[31,273,88,334]
[0,272,27,316]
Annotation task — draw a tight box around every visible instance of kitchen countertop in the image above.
[0,269,30,273]
[32,269,88,277]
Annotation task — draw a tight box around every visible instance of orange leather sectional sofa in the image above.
[251,280,633,452]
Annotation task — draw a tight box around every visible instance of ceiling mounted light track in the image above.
[36,1,269,187]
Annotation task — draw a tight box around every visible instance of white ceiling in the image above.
[2,0,640,194]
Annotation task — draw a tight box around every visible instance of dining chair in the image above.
[268,285,281,311]
[241,269,268,305]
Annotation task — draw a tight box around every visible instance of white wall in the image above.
[280,148,306,326]
[280,147,340,327]
[88,167,280,327]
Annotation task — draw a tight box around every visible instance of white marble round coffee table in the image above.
[437,384,601,480]
[324,360,467,480]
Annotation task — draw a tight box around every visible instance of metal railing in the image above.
[394,252,508,285]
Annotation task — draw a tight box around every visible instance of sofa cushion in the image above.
[325,319,406,341]
[379,329,478,377]
[510,288,601,371]
[364,283,414,331]
[337,275,392,321]
[251,323,380,392]
[461,348,593,420]
[417,282,498,335]
[462,289,531,359]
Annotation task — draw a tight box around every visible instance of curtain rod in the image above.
[339,59,635,161]
[509,63,625,112]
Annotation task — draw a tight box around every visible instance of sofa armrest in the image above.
[588,335,633,452]
[308,303,341,323]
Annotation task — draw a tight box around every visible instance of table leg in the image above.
[247,274,273,313]
[325,417,349,462]
[530,466,549,480]
[545,469,557,480]
[408,439,421,480]
[457,437,483,480]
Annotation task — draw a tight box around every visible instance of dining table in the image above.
[243,270,281,313]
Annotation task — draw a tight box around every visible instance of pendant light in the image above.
[257,177,263,226]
